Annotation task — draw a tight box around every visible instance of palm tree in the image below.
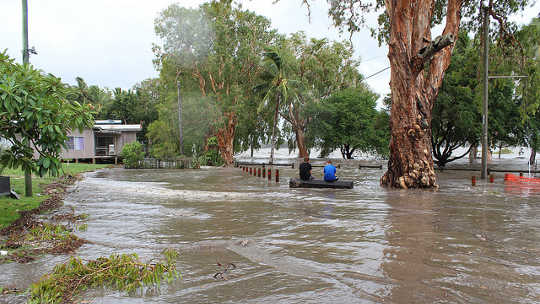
[254,47,299,164]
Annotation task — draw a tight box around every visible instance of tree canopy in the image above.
[293,0,533,188]
[307,87,388,159]
[0,51,94,177]
[153,1,279,165]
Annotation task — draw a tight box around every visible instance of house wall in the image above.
[61,129,95,159]
[30,128,139,160]
[116,132,137,155]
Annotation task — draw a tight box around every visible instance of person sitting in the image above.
[323,159,338,182]
[299,157,314,181]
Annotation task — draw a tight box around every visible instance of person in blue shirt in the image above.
[323,159,338,182]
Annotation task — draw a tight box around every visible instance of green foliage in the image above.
[431,32,481,166]
[254,33,364,157]
[515,18,540,163]
[26,223,71,242]
[198,137,223,166]
[307,87,387,159]
[0,51,94,178]
[77,223,88,232]
[154,1,279,164]
[317,0,531,47]
[120,142,145,169]
[71,77,159,143]
[29,250,180,304]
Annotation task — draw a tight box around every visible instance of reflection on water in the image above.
[1,167,539,303]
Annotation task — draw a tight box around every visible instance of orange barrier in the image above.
[504,173,540,183]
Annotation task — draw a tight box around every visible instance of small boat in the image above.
[289,178,354,189]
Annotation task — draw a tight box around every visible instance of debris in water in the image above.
[475,234,487,241]
[213,262,237,280]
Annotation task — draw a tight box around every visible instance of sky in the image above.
[2,0,539,102]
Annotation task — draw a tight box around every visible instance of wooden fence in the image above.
[130,158,194,169]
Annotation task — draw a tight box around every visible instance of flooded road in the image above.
[1,165,539,303]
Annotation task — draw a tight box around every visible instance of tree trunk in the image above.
[216,112,236,166]
[381,0,463,189]
[469,145,477,164]
[250,136,254,158]
[530,147,536,167]
[269,95,280,165]
[295,127,308,158]
[177,81,183,155]
[346,146,354,159]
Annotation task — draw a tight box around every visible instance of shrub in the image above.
[199,137,223,166]
[120,142,145,169]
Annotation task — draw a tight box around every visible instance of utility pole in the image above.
[177,81,183,155]
[479,5,528,179]
[22,0,32,196]
[481,5,489,180]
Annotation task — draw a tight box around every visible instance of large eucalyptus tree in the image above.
[295,0,532,188]
[154,1,279,165]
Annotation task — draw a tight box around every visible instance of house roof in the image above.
[95,119,122,125]
[93,124,142,132]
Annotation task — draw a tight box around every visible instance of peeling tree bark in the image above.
[216,112,236,166]
[295,127,309,158]
[381,0,463,189]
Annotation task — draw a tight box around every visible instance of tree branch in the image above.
[412,34,455,73]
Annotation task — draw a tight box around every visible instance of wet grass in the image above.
[0,164,109,230]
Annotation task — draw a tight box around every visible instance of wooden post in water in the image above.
[472,176,476,186]
[263,168,266,178]
[489,174,494,183]
[268,169,271,180]
[276,169,279,182]
[258,168,261,177]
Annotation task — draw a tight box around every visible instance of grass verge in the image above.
[0,164,109,230]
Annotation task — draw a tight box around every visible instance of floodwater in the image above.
[1,162,539,303]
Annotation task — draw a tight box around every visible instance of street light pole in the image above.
[22,0,32,197]
[481,5,489,180]
[22,0,29,65]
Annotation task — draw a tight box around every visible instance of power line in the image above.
[364,66,390,80]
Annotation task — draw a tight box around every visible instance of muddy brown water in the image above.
[1,166,539,303]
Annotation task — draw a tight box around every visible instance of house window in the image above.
[66,137,84,151]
